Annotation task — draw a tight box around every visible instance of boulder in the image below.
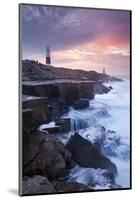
[52,180,93,192]
[66,132,117,176]
[73,99,89,109]
[22,175,56,195]
[23,131,71,179]
[23,108,72,179]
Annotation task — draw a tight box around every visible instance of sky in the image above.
[21,4,130,76]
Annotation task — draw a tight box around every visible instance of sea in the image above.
[58,78,130,189]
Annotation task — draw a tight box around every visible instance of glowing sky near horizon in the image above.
[21,5,130,76]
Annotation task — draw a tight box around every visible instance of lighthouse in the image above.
[46,45,51,65]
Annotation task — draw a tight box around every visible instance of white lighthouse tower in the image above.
[46,45,51,65]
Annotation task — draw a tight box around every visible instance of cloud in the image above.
[21,4,130,75]
[21,5,130,52]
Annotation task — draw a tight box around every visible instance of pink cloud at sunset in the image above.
[22,5,130,76]
[51,35,130,76]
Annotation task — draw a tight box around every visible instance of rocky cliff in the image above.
[22,60,110,81]
[21,108,94,195]
[20,60,120,195]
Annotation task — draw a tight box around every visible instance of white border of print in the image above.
[0,0,134,200]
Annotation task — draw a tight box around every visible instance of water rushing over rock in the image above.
[67,165,120,190]
[58,79,130,189]
[66,132,118,176]
[64,107,110,132]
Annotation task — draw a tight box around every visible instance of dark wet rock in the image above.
[47,99,69,121]
[80,82,95,99]
[66,132,117,176]
[62,83,80,105]
[93,141,103,152]
[56,118,71,133]
[23,131,72,179]
[109,86,113,90]
[73,98,89,109]
[22,109,44,134]
[23,81,95,105]
[23,83,60,99]
[22,80,95,122]
[52,180,93,192]
[94,83,111,94]
[23,109,72,179]
[23,96,49,123]
[22,175,56,195]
